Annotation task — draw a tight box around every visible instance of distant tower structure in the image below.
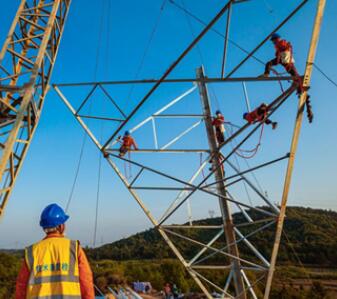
[208,210,215,218]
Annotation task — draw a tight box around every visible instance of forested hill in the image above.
[86,207,337,266]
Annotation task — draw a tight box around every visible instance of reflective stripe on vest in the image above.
[30,296,81,299]
[25,238,81,298]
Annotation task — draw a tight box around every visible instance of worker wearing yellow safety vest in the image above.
[15,204,95,299]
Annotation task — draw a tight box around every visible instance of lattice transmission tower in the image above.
[54,0,325,298]
[0,0,72,217]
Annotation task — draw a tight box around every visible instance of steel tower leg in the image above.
[0,0,72,218]
[263,0,326,297]
[197,66,247,299]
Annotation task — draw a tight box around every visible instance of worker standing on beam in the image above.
[243,103,278,129]
[15,204,95,299]
[212,110,226,145]
[118,130,138,157]
[261,33,304,95]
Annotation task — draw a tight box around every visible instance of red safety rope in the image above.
[271,68,286,92]
[123,151,132,179]
[234,123,265,159]
[124,159,128,179]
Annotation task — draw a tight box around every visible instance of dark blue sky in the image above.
[0,0,336,248]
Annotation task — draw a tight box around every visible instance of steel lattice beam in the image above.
[263,0,326,297]
[197,66,246,299]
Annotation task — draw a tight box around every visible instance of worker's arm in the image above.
[78,246,95,299]
[15,260,29,299]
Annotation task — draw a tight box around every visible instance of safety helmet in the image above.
[40,203,69,229]
[124,130,130,136]
[243,112,248,119]
[270,33,281,41]
[215,110,221,115]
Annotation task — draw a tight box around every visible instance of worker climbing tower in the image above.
[52,0,325,298]
[0,0,71,217]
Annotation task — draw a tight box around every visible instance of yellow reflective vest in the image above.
[25,237,81,298]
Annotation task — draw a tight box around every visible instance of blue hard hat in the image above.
[215,110,221,115]
[243,112,248,119]
[270,33,281,41]
[124,130,130,136]
[40,204,69,229]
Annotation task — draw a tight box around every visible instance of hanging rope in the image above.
[93,152,102,247]
[225,123,265,197]
[94,1,107,79]
[105,0,112,77]
[180,0,221,110]
[224,125,254,206]
[169,0,266,66]
[65,0,107,212]
[128,151,132,179]
[65,131,88,212]
[124,159,128,179]
[313,62,337,89]
[93,0,112,247]
[123,151,132,180]
[227,122,265,159]
[271,68,286,93]
[126,0,167,104]
[262,0,274,14]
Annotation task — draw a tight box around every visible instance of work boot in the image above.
[272,122,278,130]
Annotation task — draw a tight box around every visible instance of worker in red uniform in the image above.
[243,103,277,129]
[212,110,226,145]
[261,33,304,95]
[118,130,138,157]
[15,204,95,299]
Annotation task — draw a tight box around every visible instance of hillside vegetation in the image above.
[87,207,337,266]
